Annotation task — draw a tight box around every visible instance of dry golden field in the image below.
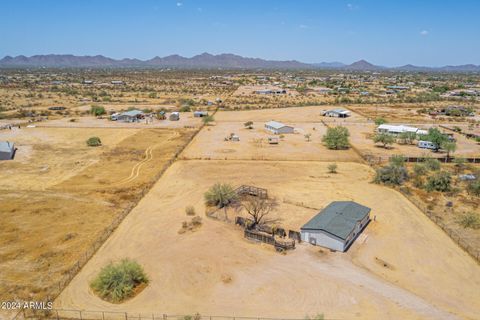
[0,126,196,306]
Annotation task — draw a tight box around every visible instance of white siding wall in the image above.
[301,230,345,251]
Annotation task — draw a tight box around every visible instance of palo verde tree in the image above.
[204,183,237,220]
[440,140,457,159]
[420,128,449,151]
[322,126,350,150]
[373,132,395,149]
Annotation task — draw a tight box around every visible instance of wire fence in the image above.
[398,188,480,262]
[15,309,335,320]
[11,125,205,320]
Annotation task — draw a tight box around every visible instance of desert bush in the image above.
[389,154,406,167]
[90,105,106,116]
[458,212,480,229]
[179,105,191,112]
[91,259,149,303]
[244,121,253,129]
[322,126,350,150]
[453,157,467,172]
[202,115,214,125]
[374,165,408,186]
[424,158,441,171]
[425,171,452,192]
[327,163,337,174]
[374,117,387,125]
[86,136,102,147]
[413,163,427,176]
[185,206,196,216]
[467,179,480,196]
[191,216,202,226]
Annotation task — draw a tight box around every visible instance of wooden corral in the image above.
[235,185,268,198]
[244,229,295,251]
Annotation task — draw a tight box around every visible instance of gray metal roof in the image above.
[120,110,143,117]
[0,141,14,153]
[265,121,291,129]
[301,201,370,240]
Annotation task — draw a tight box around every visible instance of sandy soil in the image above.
[0,127,196,305]
[55,161,480,320]
[34,114,201,129]
[181,122,360,162]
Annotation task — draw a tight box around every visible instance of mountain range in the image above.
[1,53,479,72]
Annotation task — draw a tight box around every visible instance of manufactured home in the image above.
[377,124,427,136]
[301,201,371,252]
[115,110,144,122]
[322,109,351,118]
[0,141,15,160]
[264,121,294,134]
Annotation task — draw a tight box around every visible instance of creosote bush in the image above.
[425,171,452,192]
[327,163,338,174]
[86,136,102,147]
[91,259,149,303]
[322,126,350,150]
[458,212,480,229]
[185,205,196,216]
[374,165,408,186]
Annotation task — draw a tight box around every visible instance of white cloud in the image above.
[420,30,429,36]
[176,2,183,7]
[299,24,309,29]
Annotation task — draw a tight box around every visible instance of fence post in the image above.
[79,311,83,320]
[56,310,60,320]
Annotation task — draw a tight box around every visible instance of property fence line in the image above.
[398,189,480,262]
[362,154,480,165]
[15,309,337,320]
[244,229,295,251]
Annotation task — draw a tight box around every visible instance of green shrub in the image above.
[327,163,337,174]
[204,183,237,208]
[91,259,149,303]
[86,136,102,147]
[179,105,191,112]
[467,179,480,196]
[423,158,441,171]
[202,115,215,125]
[374,117,387,125]
[322,126,350,150]
[458,212,480,229]
[425,171,452,192]
[389,155,406,167]
[90,105,106,116]
[413,164,427,176]
[374,133,395,148]
[374,165,408,186]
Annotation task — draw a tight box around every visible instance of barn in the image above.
[264,121,294,134]
[300,201,371,252]
[0,141,16,160]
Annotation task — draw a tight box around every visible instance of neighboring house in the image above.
[301,201,371,252]
[322,109,351,118]
[116,110,144,122]
[169,112,180,121]
[0,141,15,160]
[377,124,427,136]
[264,121,294,134]
[194,111,209,117]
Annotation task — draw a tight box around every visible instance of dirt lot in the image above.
[0,126,196,306]
[55,161,480,320]
[182,121,360,162]
[33,113,201,129]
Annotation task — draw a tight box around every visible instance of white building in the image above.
[377,124,427,136]
[264,121,294,134]
[0,141,15,160]
[301,201,371,252]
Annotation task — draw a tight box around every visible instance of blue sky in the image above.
[1,0,479,66]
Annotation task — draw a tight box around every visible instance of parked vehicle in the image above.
[417,140,437,150]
